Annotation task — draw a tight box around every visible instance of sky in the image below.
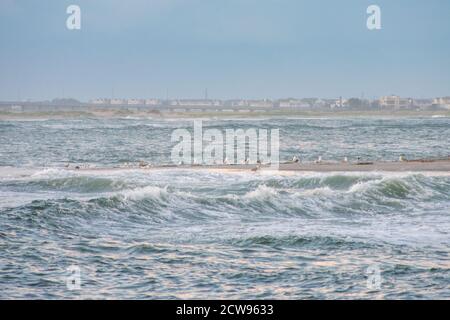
[0,0,449,101]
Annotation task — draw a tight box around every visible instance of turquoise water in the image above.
[0,117,449,299]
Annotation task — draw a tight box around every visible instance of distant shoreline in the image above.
[0,109,449,120]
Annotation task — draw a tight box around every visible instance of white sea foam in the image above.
[431,115,447,118]
[243,185,278,200]
[347,178,383,193]
[120,185,168,201]
[296,186,336,196]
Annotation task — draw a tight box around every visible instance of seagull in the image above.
[139,160,148,167]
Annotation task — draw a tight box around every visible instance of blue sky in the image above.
[0,0,449,101]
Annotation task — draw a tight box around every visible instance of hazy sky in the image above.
[1,0,449,101]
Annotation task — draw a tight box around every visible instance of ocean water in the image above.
[0,116,449,299]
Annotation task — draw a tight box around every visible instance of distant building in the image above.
[170,99,221,107]
[127,99,144,105]
[145,99,160,106]
[330,97,348,109]
[278,99,310,108]
[224,100,248,107]
[10,105,23,112]
[90,98,109,105]
[433,97,450,109]
[90,99,102,104]
[247,99,273,108]
[110,99,125,105]
[379,95,412,109]
[412,99,433,109]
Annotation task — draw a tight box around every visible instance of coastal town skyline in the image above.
[2,94,450,113]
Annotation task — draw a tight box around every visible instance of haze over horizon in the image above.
[1,0,450,101]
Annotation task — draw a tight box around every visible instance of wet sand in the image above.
[68,159,450,173]
[275,160,450,172]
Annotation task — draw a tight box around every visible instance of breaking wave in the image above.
[3,171,449,224]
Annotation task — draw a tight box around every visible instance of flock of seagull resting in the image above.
[64,154,425,170]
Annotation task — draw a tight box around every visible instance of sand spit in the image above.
[64,159,450,174]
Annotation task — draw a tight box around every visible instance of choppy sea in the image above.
[0,116,449,299]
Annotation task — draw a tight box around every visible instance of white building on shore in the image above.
[127,99,144,105]
[170,99,221,107]
[145,99,160,106]
[110,99,125,105]
[379,95,412,109]
[433,97,450,109]
[247,99,273,108]
[90,98,110,105]
[278,99,310,108]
